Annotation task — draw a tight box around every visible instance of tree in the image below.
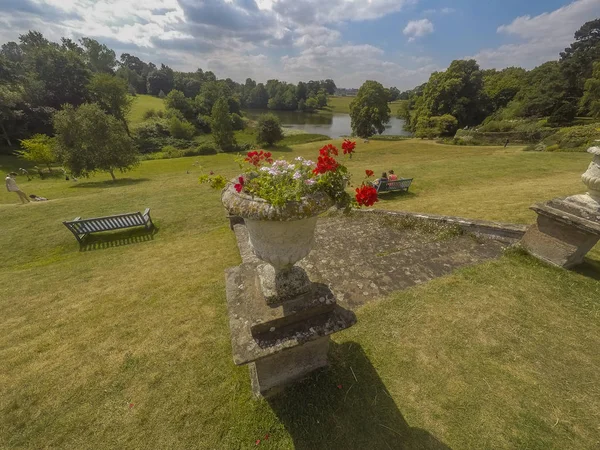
[18,134,55,170]
[560,19,600,97]
[164,89,194,120]
[0,85,23,146]
[515,61,569,118]
[211,97,236,151]
[79,37,117,73]
[323,79,337,95]
[548,102,577,127]
[349,80,391,137]
[388,87,401,102]
[396,100,411,129]
[412,60,486,131]
[147,64,174,96]
[415,115,458,139]
[53,103,139,181]
[167,116,196,139]
[580,61,600,118]
[256,113,283,146]
[482,67,527,111]
[88,73,133,134]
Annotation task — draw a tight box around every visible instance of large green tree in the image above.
[580,61,600,118]
[256,113,284,146]
[88,73,133,134]
[514,61,569,118]
[211,97,236,151]
[560,19,600,97]
[349,80,391,137]
[482,67,527,112]
[412,59,487,131]
[53,103,139,181]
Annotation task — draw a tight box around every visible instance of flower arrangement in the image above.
[200,139,378,209]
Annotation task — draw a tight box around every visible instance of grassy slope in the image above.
[326,96,404,115]
[129,95,166,125]
[1,140,599,449]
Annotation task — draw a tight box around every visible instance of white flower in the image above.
[303,160,315,167]
[259,166,270,172]
[293,171,302,180]
[304,179,316,185]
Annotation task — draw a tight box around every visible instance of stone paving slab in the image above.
[233,213,508,310]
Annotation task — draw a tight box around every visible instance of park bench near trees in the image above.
[375,178,413,194]
[63,208,154,244]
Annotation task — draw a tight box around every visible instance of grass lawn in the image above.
[326,96,404,115]
[1,140,599,449]
[129,94,166,125]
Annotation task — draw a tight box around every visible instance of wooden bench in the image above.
[63,208,154,244]
[375,178,413,193]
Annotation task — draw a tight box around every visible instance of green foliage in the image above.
[580,61,600,118]
[164,89,194,120]
[88,73,133,133]
[482,67,527,111]
[349,80,391,137]
[142,108,164,121]
[396,100,411,128]
[158,90,166,98]
[514,62,569,118]
[411,60,487,131]
[547,102,577,127]
[230,113,245,131]
[199,174,227,189]
[211,97,236,151]
[415,114,458,138]
[17,134,56,169]
[560,19,600,97]
[78,37,117,74]
[540,124,600,152]
[167,116,196,140]
[53,103,139,180]
[256,113,284,146]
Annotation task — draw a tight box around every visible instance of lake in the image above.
[243,110,411,138]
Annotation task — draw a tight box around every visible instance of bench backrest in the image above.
[64,212,146,234]
[379,178,413,192]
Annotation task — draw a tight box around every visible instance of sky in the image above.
[1,0,599,89]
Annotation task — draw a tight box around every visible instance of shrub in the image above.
[231,113,245,131]
[547,102,577,127]
[196,114,212,133]
[195,144,218,155]
[168,116,196,140]
[256,113,284,146]
[415,115,458,138]
[540,124,600,151]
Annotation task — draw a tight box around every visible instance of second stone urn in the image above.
[221,180,332,303]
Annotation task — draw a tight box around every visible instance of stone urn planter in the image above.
[221,180,332,303]
[581,146,600,203]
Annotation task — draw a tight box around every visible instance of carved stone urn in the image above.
[581,146,600,204]
[221,180,332,303]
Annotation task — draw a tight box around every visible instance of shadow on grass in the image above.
[268,341,451,450]
[377,190,418,202]
[79,227,158,252]
[573,258,600,281]
[69,178,151,189]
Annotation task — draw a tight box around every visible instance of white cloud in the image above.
[423,7,454,15]
[470,0,600,69]
[403,18,434,42]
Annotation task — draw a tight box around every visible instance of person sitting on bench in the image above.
[388,169,398,181]
[374,172,388,187]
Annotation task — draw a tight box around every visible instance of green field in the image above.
[1,140,599,449]
[129,94,166,124]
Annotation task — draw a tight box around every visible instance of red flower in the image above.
[234,176,244,193]
[313,154,339,174]
[365,169,374,178]
[245,150,272,167]
[342,139,356,155]
[255,439,261,445]
[355,184,378,207]
[337,384,343,389]
[319,143,338,157]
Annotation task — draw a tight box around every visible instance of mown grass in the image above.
[128,94,166,124]
[1,139,599,449]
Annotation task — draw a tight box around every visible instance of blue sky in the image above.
[1,0,599,89]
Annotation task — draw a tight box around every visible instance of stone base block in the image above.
[249,336,330,398]
[521,217,600,268]
[257,264,311,304]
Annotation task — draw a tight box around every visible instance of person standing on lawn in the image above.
[5,172,30,204]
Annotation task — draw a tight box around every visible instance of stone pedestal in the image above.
[225,263,356,398]
[521,198,600,268]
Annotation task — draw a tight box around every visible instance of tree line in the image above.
[390,19,600,139]
[0,30,340,148]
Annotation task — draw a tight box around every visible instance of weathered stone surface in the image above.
[233,214,508,309]
[225,264,356,366]
[581,146,600,202]
[257,264,311,304]
[249,337,330,398]
[522,198,600,268]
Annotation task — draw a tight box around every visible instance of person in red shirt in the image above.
[388,169,398,181]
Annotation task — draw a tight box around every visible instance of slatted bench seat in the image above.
[376,178,413,193]
[63,208,154,244]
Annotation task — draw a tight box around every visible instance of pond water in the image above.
[243,110,411,138]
